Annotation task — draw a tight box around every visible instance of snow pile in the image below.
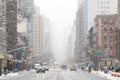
[7,72,18,76]
[0,72,19,79]
[0,76,7,79]
[92,71,120,80]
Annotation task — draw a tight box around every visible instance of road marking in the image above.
[58,72,62,80]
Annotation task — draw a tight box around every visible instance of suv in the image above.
[36,66,45,73]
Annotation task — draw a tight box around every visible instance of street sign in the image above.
[15,49,24,53]
[94,51,103,54]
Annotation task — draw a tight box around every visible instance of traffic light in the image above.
[29,48,32,53]
[88,50,92,55]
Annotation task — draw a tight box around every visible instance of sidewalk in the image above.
[92,71,120,80]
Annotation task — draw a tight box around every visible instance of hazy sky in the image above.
[34,0,117,63]
[34,0,77,63]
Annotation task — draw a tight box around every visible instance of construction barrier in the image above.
[111,72,120,78]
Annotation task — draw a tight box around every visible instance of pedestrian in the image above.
[88,64,91,73]
[4,65,7,75]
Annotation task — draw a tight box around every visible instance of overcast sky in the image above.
[34,0,117,63]
[34,0,77,63]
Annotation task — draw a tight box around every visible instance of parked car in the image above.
[35,63,40,70]
[81,66,86,70]
[44,66,49,71]
[42,62,49,71]
[70,66,77,71]
[36,66,45,73]
[60,65,67,70]
[83,67,89,71]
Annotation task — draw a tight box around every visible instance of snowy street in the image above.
[0,69,111,80]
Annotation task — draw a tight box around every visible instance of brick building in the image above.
[94,14,118,59]
[117,0,120,59]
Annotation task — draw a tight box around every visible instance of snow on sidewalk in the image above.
[0,72,18,79]
[92,71,120,80]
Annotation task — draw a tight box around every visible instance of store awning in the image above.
[8,54,13,59]
[94,51,103,54]
[0,54,5,59]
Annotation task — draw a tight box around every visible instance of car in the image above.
[81,66,86,70]
[34,63,40,70]
[83,67,89,71]
[36,66,45,73]
[70,66,77,71]
[44,66,49,71]
[60,65,67,70]
[42,62,49,71]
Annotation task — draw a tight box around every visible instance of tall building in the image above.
[88,27,96,51]
[17,0,27,33]
[74,0,88,63]
[33,14,43,61]
[88,0,117,29]
[66,23,76,64]
[6,0,17,52]
[94,14,117,59]
[42,16,50,55]
[18,0,34,49]
[0,0,7,55]
[23,0,34,49]
[117,0,120,59]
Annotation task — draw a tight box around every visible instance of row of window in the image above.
[104,27,114,32]
[104,21,114,25]
[104,45,112,49]
[104,35,115,42]
[98,1,109,4]
[98,6,109,9]
[98,11,109,14]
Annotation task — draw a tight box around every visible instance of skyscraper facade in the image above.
[34,15,43,61]
[74,0,88,63]
[6,0,17,51]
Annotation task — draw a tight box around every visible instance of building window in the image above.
[101,11,103,13]
[98,1,99,4]
[105,1,106,4]
[104,44,107,49]
[104,35,107,42]
[110,21,113,25]
[110,43,113,50]
[101,1,103,4]
[110,50,112,54]
[104,21,107,25]
[110,27,112,33]
[109,35,112,42]
[104,27,107,32]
